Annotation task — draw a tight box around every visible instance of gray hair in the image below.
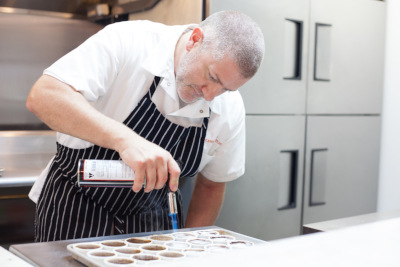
[199,10,265,79]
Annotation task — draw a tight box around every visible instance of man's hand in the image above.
[118,137,181,193]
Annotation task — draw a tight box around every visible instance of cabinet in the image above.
[303,116,381,225]
[203,0,385,240]
[306,0,385,114]
[215,116,305,240]
[222,0,310,115]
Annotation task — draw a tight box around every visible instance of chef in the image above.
[26,10,265,242]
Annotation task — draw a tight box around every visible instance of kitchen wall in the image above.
[128,0,203,24]
[377,0,400,212]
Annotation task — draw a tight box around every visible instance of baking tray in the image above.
[67,227,266,266]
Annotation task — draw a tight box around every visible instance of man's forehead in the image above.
[211,57,248,91]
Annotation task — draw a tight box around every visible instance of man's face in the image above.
[175,46,249,104]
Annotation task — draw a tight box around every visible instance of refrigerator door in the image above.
[209,0,309,115]
[302,116,380,225]
[215,115,305,241]
[307,0,386,114]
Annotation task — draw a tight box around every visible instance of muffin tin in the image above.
[67,228,263,266]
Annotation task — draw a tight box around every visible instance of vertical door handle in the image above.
[314,23,332,81]
[283,19,303,80]
[278,150,299,210]
[309,148,328,206]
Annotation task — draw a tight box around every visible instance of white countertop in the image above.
[0,247,32,267]
[165,216,400,267]
[304,209,400,233]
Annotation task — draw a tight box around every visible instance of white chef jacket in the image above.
[29,20,246,203]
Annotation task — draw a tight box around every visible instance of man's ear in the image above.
[186,27,204,51]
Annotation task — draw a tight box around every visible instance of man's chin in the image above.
[178,93,198,104]
[182,98,198,105]
[177,88,202,104]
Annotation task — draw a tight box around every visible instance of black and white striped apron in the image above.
[35,76,209,242]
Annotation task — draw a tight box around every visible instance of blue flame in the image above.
[169,213,178,230]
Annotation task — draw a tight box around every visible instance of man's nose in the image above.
[201,84,221,101]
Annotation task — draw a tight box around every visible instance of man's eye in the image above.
[209,73,217,82]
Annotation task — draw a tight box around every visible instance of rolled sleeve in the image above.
[43,23,123,102]
[198,92,246,182]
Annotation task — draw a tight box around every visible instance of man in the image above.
[27,10,265,242]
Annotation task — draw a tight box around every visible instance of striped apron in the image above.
[35,77,209,242]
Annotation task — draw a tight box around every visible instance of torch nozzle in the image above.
[167,191,178,214]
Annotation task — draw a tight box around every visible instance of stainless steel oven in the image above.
[0,131,57,249]
[0,9,103,131]
[0,185,36,249]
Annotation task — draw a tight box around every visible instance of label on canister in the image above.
[77,159,135,187]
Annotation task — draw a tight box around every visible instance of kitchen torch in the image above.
[167,160,182,230]
[167,190,178,230]
[77,159,180,230]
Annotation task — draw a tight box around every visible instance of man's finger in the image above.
[168,160,181,192]
[132,168,145,193]
[144,167,156,193]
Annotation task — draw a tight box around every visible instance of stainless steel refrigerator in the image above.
[181,0,385,241]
